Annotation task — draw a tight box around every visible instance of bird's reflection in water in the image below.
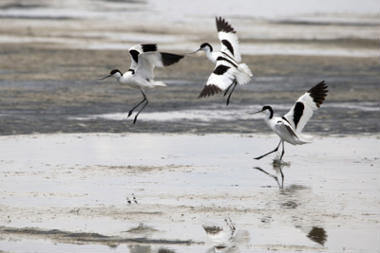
[307,226,327,246]
[254,164,328,248]
[203,218,250,253]
[254,161,289,189]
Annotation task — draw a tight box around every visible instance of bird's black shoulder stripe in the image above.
[282,116,290,124]
[221,51,235,62]
[160,52,184,66]
[141,44,157,52]
[285,124,297,137]
[308,80,328,108]
[127,69,135,74]
[293,102,304,128]
[221,39,234,56]
[213,65,230,75]
[198,84,222,98]
[216,56,238,68]
[129,49,139,63]
[216,17,236,33]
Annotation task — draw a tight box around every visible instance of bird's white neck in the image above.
[200,45,217,63]
[205,50,218,63]
[111,72,122,82]
[118,71,134,84]
[262,108,275,128]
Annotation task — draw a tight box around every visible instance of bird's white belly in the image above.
[269,118,306,145]
[119,76,150,89]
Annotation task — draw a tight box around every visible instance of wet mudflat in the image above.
[0,133,379,252]
[0,44,378,135]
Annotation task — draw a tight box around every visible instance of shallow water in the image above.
[0,133,379,252]
[0,76,378,135]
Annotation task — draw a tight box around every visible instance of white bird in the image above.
[100,44,184,124]
[193,17,253,105]
[254,81,328,161]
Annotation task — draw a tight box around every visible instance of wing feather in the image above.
[199,59,238,98]
[274,120,308,145]
[129,44,183,80]
[216,17,241,63]
[283,81,328,133]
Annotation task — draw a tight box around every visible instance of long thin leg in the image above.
[279,166,284,188]
[128,90,147,118]
[223,82,233,96]
[224,217,236,237]
[226,80,237,106]
[133,98,149,124]
[279,141,285,161]
[254,140,282,160]
[253,167,281,188]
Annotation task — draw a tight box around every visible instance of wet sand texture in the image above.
[0,134,379,252]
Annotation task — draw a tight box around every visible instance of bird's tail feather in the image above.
[152,81,167,87]
[236,63,253,85]
[297,134,313,144]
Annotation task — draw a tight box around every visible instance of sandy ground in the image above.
[0,133,379,252]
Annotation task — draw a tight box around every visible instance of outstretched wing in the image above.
[283,81,328,133]
[216,17,241,63]
[128,44,158,70]
[129,44,184,80]
[198,58,238,97]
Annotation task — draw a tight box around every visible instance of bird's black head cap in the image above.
[200,42,213,51]
[110,69,122,75]
[262,105,273,119]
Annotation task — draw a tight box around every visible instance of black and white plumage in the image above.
[195,17,253,105]
[100,43,184,124]
[254,81,328,161]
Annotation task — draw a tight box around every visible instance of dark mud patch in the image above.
[0,226,201,246]
[0,3,44,9]
[202,225,223,235]
[79,164,193,174]
[157,248,177,253]
[283,184,309,193]
[307,226,328,246]
[125,223,159,234]
[280,200,298,209]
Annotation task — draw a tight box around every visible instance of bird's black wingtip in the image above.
[198,84,222,98]
[141,44,157,52]
[215,16,236,33]
[160,52,184,66]
[308,80,328,108]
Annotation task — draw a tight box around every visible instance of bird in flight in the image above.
[100,44,184,124]
[254,81,328,162]
[192,17,253,105]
